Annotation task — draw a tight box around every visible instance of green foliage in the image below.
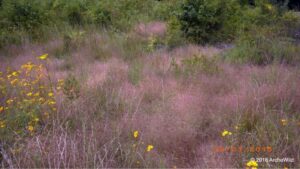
[117,34,148,61]
[63,75,81,100]
[226,35,300,65]
[0,0,50,47]
[182,55,219,75]
[172,55,219,78]
[280,11,300,37]
[179,0,241,44]
[0,61,58,144]
[0,0,183,48]
[63,1,87,26]
[147,36,164,52]
[165,16,185,48]
[51,30,85,59]
[151,0,182,21]
[87,2,112,27]
[128,62,143,85]
[226,11,300,65]
[0,0,49,31]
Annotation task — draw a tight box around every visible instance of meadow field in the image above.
[0,0,300,168]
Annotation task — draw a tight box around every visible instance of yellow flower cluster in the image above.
[246,159,258,169]
[0,54,63,139]
[146,145,154,152]
[132,130,154,153]
[221,129,232,137]
[133,130,139,138]
[281,119,288,126]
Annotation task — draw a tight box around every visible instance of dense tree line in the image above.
[242,0,300,10]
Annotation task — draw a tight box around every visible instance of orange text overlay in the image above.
[213,146,272,153]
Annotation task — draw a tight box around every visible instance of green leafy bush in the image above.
[88,3,112,27]
[225,9,300,65]
[226,35,300,65]
[178,0,241,44]
[172,55,219,77]
[0,0,48,31]
[0,0,50,47]
[166,16,185,48]
[60,0,88,26]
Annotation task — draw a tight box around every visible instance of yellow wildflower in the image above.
[146,145,154,152]
[246,159,258,169]
[10,79,18,85]
[265,3,273,11]
[34,117,39,122]
[12,71,18,76]
[0,121,5,128]
[26,92,33,97]
[48,100,56,105]
[281,119,288,126]
[27,125,34,132]
[0,106,3,112]
[22,82,30,87]
[38,54,48,60]
[6,99,14,104]
[133,130,139,138]
[38,97,45,103]
[48,92,54,97]
[221,130,232,137]
[58,79,64,84]
[34,92,40,97]
[39,54,48,60]
[21,62,34,71]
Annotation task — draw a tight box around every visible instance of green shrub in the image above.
[0,57,60,143]
[151,0,181,21]
[279,11,300,37]
[117,34,148,61]
[63,75,81,100]
[226,31,300,65]
[0,0,50,47]
[147,36,165,52]
[165,16,185,48]
[88,2,112,27]
[172,55,219,77]
[178,0,241,44]
[61,0,88,26]
[225,10,300,65]
[182,55,219,75]
[0,0,49,31]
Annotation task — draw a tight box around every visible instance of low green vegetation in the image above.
[0,0,180,48]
